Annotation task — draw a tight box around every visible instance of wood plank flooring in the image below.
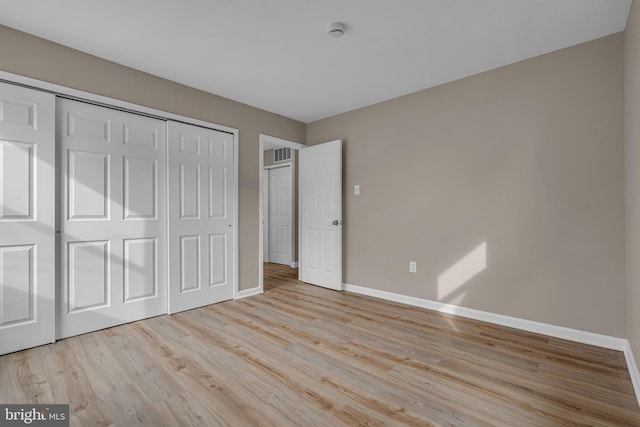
[1,263,639,426]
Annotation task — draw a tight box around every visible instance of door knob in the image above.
[332,220,341,225]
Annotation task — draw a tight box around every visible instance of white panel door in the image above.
[262,169,270,263]
[58,99,167,338]
[168,122,234,313]
[0,83,55,355]
[299,140,342,290]
[268,165,292,265]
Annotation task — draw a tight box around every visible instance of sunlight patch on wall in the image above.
[437,242,487,305]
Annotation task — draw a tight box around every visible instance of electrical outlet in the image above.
[409,261,417,273]
[354,184,360,195]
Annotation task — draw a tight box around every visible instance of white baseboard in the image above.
[624,342,640,406]
[236,287,262,300]
[343,283,626,351]
[289,262,299,268]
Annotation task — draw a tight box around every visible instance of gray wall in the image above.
[0,24,306,292]
[307,34,626,337]
[626,0,640,368]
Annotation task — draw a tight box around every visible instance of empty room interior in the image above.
[3,0,640,425]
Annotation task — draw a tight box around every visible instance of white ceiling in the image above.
[0,0,632,123]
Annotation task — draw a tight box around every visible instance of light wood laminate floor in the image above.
[1,263,639,426]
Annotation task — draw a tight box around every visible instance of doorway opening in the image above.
[259,134,305,293]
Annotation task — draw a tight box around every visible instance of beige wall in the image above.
[626,1,640,367]
[308,34,626,337]
[0,24,306,291]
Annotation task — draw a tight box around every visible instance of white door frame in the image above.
[0,70,240,307]
[257,134,305,295]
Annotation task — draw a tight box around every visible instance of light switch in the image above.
[409,261,417,273]
[354,185,360,195]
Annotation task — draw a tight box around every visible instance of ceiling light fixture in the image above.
[328,22,345,38]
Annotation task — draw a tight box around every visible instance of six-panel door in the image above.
[168,122,235,313]
[0,83,56,355]
[0,84,236,352]
[299,140,343,290]
[57,99,168,339]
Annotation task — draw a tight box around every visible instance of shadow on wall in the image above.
[438,241,487,306]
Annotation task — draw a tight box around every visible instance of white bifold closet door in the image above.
[0,83,55,355]
[168,122,234,313]
[57,98,167,339]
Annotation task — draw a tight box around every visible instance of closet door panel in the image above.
[169,122,234,313]
[0,82,55,355]
[58,99,167,339]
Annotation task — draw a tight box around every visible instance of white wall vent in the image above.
[274,147,292,163]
